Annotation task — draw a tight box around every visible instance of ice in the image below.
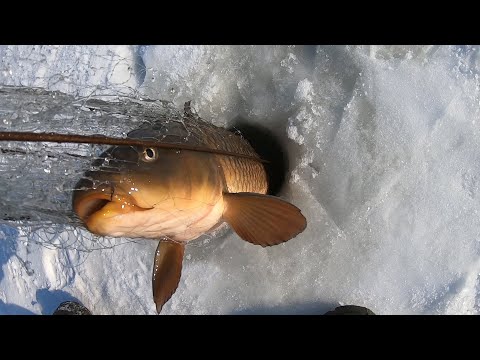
[1,45,480,314]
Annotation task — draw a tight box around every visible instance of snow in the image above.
[1,45,480,314]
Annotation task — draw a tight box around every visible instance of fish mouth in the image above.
[74,192,113,222]
[74,186,150,225]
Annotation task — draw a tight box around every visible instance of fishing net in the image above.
[0,45,255,251]
[0,45,190,251]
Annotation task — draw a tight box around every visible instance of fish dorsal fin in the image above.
[152,240,185,313]
[222,192,307,247]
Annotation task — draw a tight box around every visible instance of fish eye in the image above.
[141,147,158,162]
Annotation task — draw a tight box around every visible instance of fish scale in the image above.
[176,117,268,194]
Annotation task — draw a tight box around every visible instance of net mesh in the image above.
[0,45,249,251]
[0,45,193,251]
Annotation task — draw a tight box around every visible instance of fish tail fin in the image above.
[222,192,307,247]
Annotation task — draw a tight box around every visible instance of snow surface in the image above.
[1,45,480,314]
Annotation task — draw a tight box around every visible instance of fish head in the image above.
[72,143,169,230]
[72,127,224,238]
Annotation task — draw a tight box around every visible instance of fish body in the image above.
[73,111,306,313]
[73,116,268,242]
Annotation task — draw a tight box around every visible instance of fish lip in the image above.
[74,191,113,222]
[74,187,149,222]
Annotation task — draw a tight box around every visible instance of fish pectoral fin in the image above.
[152,240,185,314]
[222,192,307,247]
